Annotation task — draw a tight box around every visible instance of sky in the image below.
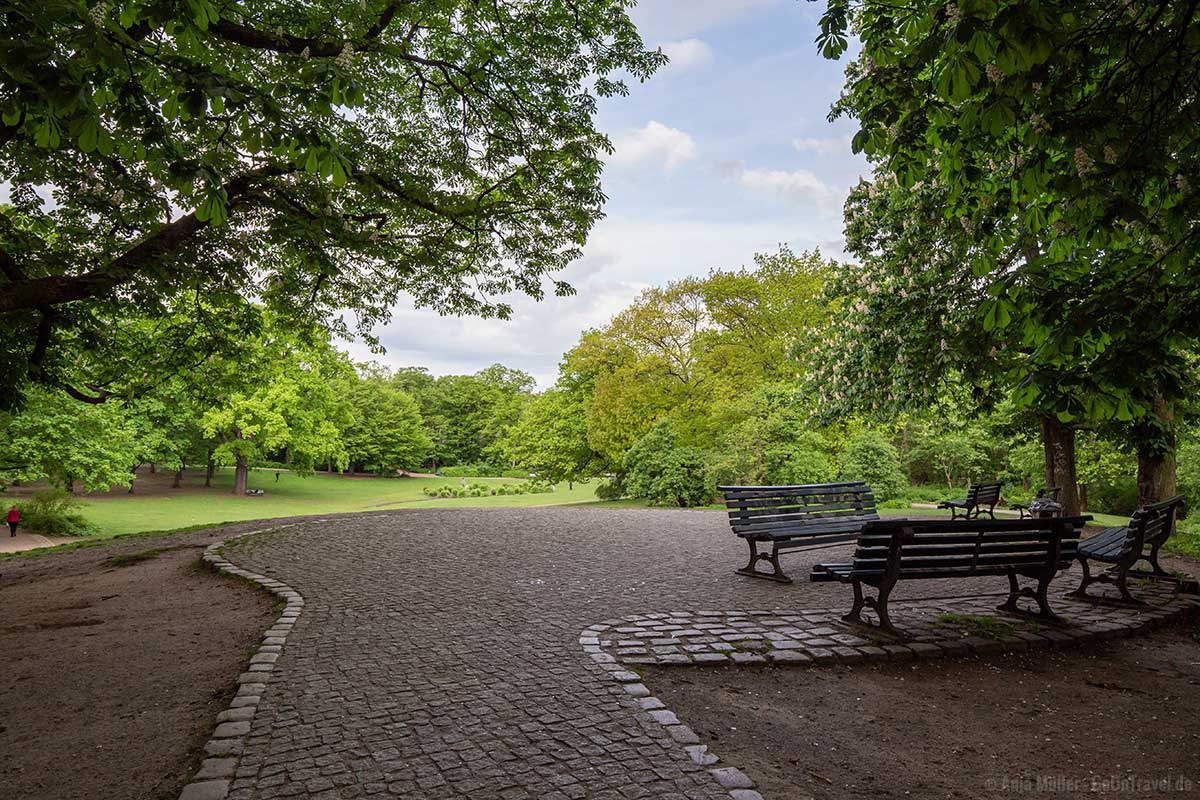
[358,0,870,388]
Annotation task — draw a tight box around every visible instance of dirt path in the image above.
[0,523,285,800]
[643,620,1200,799]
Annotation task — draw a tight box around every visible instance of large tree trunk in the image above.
[1135,396,1177,506]
[172,466,183,489]
[233,455,249,495]
[205,451,215,487]
[1041,415,1080,516]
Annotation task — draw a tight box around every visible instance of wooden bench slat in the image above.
[719,481,869,495]
[734,519,874,538]
[853,541,1080,559]
[728,501,877,518]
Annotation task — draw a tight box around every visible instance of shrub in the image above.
[594,474,627,500]
[839,430,906,503]
[624,421,712,507]
[1085,477,1139,516]
[14,490,92,536]
[770,442,833,485]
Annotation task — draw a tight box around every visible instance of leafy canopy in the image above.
[815,0,1200,426]
[0,0,663,407]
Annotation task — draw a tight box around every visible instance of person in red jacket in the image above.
[7,505,19,537]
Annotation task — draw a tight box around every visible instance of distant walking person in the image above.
[7,505,19,537]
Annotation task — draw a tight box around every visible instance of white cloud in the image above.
[341,214,850,388]
[792,135,854,157]
[608,121,697,171]
[657,39,714,76]
[720,160,840,211]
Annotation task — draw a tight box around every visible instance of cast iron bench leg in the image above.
[1144,542,1170,577]
[736,539,793,583]
[998,572,1063,622]
[1068,556,1096,599]
[844,577,898,635]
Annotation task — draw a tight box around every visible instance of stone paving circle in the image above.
[178,508,1200,800]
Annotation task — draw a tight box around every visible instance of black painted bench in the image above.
[719,482,878,583]
[937,481,1003,519]
[811,516,1090,634]
[1070,495,1186,604]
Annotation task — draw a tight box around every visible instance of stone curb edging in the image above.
[581,581,1200,800]
[579,627,764,800]
[178,523,311,800]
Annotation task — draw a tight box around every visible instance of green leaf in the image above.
[78,117,99,152]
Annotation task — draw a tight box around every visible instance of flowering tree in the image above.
[815,0,1200,504]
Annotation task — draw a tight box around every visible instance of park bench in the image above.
[1010,486,1062,519]
[937,481,1003,519]
[1070,495,1186,604]
[811,516,1090,634]
[719,482,879,583]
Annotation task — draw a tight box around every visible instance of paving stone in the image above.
[217,707,256,722]
[196,758,239,780]
[201,509,1192,800]
[213,721,252,738]
[709,767,754,789]
[648,709,680,726]
[684,745,719,766]
[179,779,231,800]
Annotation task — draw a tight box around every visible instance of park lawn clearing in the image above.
[71,469,601,539]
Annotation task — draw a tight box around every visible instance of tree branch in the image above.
[0,166,290,314]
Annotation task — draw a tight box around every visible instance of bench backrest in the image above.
[1124,494,1186,556]
[966,482,1003,507]
[850,517,1089,578]
[719,482,878,538]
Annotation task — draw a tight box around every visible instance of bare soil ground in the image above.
[0,523,278,800]
[644,619,1200,799]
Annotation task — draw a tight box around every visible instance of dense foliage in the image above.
[0,0,662,410]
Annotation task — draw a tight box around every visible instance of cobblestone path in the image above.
[214,507,1174,799]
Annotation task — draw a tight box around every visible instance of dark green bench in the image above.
[719,482,878,583]
[1070,495,1186,604]
[938,481,1003,520]
[811,516,1090,634]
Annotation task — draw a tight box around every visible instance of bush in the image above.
[14,490,92,536]
[594,475,627,501]
[1177,441,1200,501]
[624,421,711,507]
[1085,477,1139,516]
[839,431,906,503]
[421,479,552,499]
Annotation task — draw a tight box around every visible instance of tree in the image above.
[0,1,664,408]
[839,430,906,503]
[623,420,710,508]
[341,375,431,475]
[500,389,594,486]
[201,338,353,493]
[0,387,136,492]
[125,380,204,488]
[562,247,833,465]
[816,1,1200,504]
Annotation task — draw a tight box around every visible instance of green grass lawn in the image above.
[77,469,602,538]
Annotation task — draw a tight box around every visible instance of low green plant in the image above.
[106,546,170,567]
[936,612,1018,640]
[13,490,93,536]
